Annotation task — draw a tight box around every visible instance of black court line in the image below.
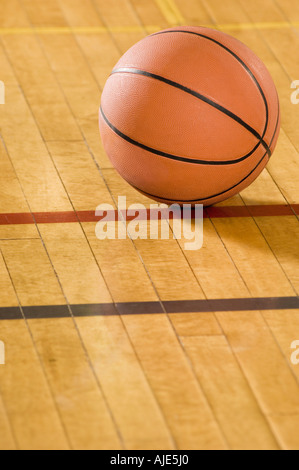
[0,307,23,320]
[0,297,298,320]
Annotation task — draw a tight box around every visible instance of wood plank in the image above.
[253,216,299,294]
[267,130,299,205]
[182,335,279,449]
[173,0,211,26]
[29,317,122,449]
[153,0,185,25]
[0,239,65,306]
[211,217,295,297]
[100,169,205,302]
[58,0,104,27]
[38,222,112,305]
[0,139,31,213]
[0,393,16,450]
[0,251,19,307]
[46,141,113,211]
[216,311,299,416]
[0,0,29,27]
[0,319,70,449]
[21,0,67,27]
[238,0,286,23]
[38,30,115,169]
[83,222,158,303]
[77,314,175,449]
[201,0,249,24]
[263,309,299,381]
[240,166,288,206]
[0,80,72,212]
[182,219,249,299]
[274,0,299,22]
[134,238,206,301]
[169,312,222,337]
[0,225,39,240]
[75,32,120,90]
[93,0,141,27]
[268,414,299,450]
[130,0,168,30]
[2,34,81,142]
[123,313,228,449]
[108,31,145,55]
[0,138,38,239]
[38,33,100,120]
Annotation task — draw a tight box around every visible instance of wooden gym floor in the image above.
[0,0,298,450]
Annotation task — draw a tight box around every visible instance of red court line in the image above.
[206,204,299,218]
[0,213,34,225]
[0,205,298,226]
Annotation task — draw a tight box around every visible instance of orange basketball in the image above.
[99,26,280,206]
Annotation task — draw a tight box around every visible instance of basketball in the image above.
[99,26,280,206]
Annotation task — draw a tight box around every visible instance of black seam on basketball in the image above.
[100,106,271,166]
[131,155,267,202]
[110,67,271,157]
[149,28,270,144]
[128,110,280,203]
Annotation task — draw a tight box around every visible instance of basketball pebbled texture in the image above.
[99,26,280,206]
